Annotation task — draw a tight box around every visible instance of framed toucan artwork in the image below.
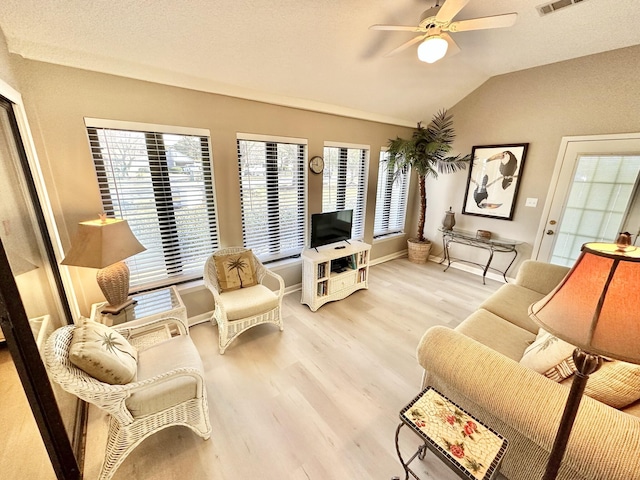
[462,143,529,221]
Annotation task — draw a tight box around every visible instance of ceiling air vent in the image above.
[537,0,587,16]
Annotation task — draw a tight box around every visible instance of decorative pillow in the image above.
[69,319,138,385]
[520,328,576,381]
[584,360,640,409]
[214,250,258,292]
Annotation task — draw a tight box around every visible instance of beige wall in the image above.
[10,44,640,317]
[425,44,640,273]
[14,58,414,316]
[0,29,18,91]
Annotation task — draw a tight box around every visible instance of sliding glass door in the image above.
[0,96,80,478]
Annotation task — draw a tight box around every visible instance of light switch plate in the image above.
[525,197,538,207]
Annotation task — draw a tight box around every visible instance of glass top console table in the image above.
[439,229,520,284]
[90,285,187,328]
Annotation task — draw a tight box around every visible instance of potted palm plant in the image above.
[385,109,470,263]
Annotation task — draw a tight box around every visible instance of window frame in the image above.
[322,141,369,240]
[85,118,220,291]
[374,149,410,239]
[236,132,308,263]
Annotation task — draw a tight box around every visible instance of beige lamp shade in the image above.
[529,242,640,364]
[62,217,145,313]
[61,218,145,268]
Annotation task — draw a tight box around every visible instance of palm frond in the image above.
[436,155,471,175]
[383,109,470,239]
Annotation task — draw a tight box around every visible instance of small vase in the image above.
[442,207,456,231]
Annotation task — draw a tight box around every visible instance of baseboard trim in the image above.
[188,312,212,327]
[428,254,514,283]
[369,249,408,266]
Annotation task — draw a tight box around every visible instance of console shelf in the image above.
[301,240,370,311]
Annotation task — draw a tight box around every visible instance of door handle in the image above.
[546,230,555,235]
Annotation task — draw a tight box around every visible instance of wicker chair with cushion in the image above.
[204,247,284,354]
[45,317,211,480]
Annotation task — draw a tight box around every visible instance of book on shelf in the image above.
[317,263,326,279]
[358,268,366,282]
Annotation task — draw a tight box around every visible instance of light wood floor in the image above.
[84,258,504,480]
[0,344,57,480]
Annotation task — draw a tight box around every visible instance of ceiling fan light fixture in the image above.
[417,35,448,63]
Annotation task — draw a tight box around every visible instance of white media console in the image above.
[301,240,371,312]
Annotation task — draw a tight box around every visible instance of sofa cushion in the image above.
[220,284,279,321]
[622,400,640,418]
[479,283,544,334]
[519,328,576,381]
[514,260,570,295]
[559,359,640,409]
[455,309,536,362]
[69,319,138,385]
[214,250,258,292]
[125,335,201,417]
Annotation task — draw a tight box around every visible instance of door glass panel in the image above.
[550,155,640,266]
[0,99,77,475]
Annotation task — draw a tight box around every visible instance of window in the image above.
[86,119,219,289]
[374,150,409,238]
[322,143,368,239]
[237,134,306,263]
[550,154,640,266]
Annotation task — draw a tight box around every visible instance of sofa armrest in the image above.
[514,260,570,295]
[416,326,640,480]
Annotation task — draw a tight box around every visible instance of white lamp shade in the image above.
[529,242,640,364]
[417,36,449,63]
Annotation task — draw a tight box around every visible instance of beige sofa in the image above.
[416,260,640,480]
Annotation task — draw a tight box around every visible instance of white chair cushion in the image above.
[126,336,202,417]
[220,284,279,321]
[69,319,138,385]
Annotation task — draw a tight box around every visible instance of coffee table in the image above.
[394,387,508,480]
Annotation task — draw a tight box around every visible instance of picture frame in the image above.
[462,143,529,221]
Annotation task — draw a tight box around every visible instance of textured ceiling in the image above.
[1,0,639,126]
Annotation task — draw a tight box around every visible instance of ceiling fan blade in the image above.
[447,13,518,32]
[441,32,461,58]
[384,34,426,57]
[435,0,471,24]
[369,24,422,32]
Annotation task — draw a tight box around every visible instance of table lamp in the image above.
[528,235,640,480]
[62,215,145,314]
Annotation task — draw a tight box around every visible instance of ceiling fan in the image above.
[369,0,517,64]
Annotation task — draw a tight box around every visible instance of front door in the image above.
[533,134,640,266]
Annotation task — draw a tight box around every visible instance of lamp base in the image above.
[543,348,601,480]
[100,298,136,315]
[96,261,132,313]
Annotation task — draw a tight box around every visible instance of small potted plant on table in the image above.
[385,109,470,263]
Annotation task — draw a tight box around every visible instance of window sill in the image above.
[373,232,406,244]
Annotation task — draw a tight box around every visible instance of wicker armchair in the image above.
[44,317,211,480]
[204,247,285,354]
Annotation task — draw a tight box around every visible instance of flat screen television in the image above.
[310,210,353,248]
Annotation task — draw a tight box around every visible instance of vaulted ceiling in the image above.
[1,0,639,126]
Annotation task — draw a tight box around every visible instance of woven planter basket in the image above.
[407,238,432,264]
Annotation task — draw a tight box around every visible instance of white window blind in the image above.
[374,150,409,238]
[237,135,306,263]
[322,143,368,239]
[86,122,219,289]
